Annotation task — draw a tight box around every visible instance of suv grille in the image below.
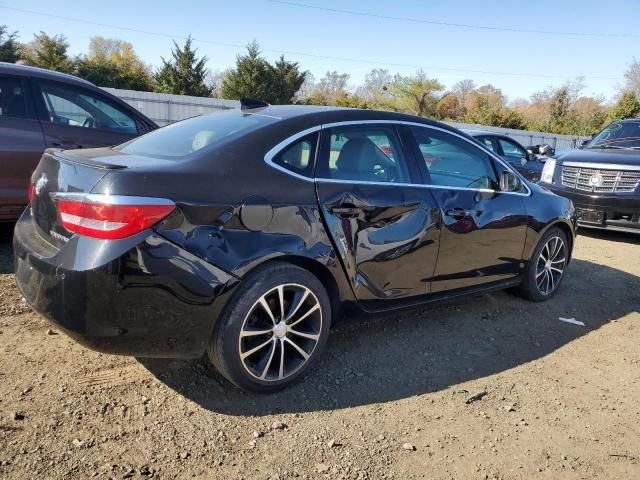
[561,165,640,193]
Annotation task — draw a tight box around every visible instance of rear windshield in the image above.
[116,110,274,158]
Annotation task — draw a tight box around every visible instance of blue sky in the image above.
[2,0,638,102]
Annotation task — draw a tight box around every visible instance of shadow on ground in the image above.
[0,223,14,275]
[578,226,640,245]
[139,257,640,416]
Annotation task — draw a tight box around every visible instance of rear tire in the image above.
[208,263,331,393]
[518,226,569,302]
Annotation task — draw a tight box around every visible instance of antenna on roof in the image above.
[240,98,270,110]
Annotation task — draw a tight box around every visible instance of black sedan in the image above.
[539,118,640,233]
[463,130,545,182]
[14,104,577,392]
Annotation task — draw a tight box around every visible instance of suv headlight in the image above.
[540,158,556,184]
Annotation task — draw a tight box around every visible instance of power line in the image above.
[0,5,622,81]
[265,0,640,38]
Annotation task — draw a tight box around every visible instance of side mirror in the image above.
[500,171,521,192]
[579,139,590,149]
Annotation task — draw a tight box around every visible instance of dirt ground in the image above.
[0,223,639,480]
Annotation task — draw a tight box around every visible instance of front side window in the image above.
[40,83,138,134]
[498,138,526,159]
[0,76,26,119]
[271,133,317,177]
[318,125,410,183]
[411,126,497,189]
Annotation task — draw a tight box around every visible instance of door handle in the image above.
[329,203,359,218]
[444,208,474,219]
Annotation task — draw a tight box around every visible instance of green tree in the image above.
[22,31,73,72]
[609,91,640,121]
[304,71,350,105]
[155,36,212,96]
[389,71,444,117]
[221,41,271,101]
[268,55,307,104]
[74,37,155,90]
[0,26,20,63]
[222,42,306,104]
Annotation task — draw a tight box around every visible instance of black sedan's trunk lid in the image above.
[29,149,119,248]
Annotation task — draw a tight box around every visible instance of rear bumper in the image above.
[543,183,640,233]
[13,210,238,358]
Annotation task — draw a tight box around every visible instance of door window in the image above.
[0,76,27,119]
[498,138,526,159]
[39,83,138,134]
[410,126,497,189]
[318,125,410,183]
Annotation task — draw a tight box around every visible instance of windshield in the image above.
[116,110,274,158]
[588,120,640,149]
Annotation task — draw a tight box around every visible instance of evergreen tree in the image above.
[269,55,306,104]
[22,32,73,73]
[221,41,271,101]
[221,42,306,104]
[155,36,212,96]
[609,91,640,121]
[0,26,20,63]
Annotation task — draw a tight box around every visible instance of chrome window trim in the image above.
[563,161,640,171]
[263,126,321,183]
[263,120,532,196]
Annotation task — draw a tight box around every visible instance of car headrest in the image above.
[335,137,384,173]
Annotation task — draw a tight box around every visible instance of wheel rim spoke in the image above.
[239,283,322,382]
[536,236,565,296]
[258,297,276,325]
[285,289,310,322]
[278,339,285,379]
[259,340,277,379]
[284,337,310,361]
[277,285,285,321]
[240,328,273,338]
[288,328,320,341]
[288,303,320,328]
[241,336,274,360]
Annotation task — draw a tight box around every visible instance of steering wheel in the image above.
[82,116,95,129]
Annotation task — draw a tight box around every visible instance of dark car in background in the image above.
[14,105,576,392]
[0,63,157,221]
[464,129,545,182]
[539,118,640,233]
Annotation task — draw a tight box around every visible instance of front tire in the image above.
[208,263,331,393]
[518,227,569,302]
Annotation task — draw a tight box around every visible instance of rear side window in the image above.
[317,125,411,184]
[40,82,138,134]
[0,76,27,119]
[410,126,497,189]
[271,133,317,177]
[119,110,274,159]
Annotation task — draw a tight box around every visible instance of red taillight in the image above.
[28,183,35,203]
[55,194,175,240]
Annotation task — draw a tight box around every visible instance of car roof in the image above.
[461,129,506,137]
[0,62,95,87]
[239,104,466,134]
